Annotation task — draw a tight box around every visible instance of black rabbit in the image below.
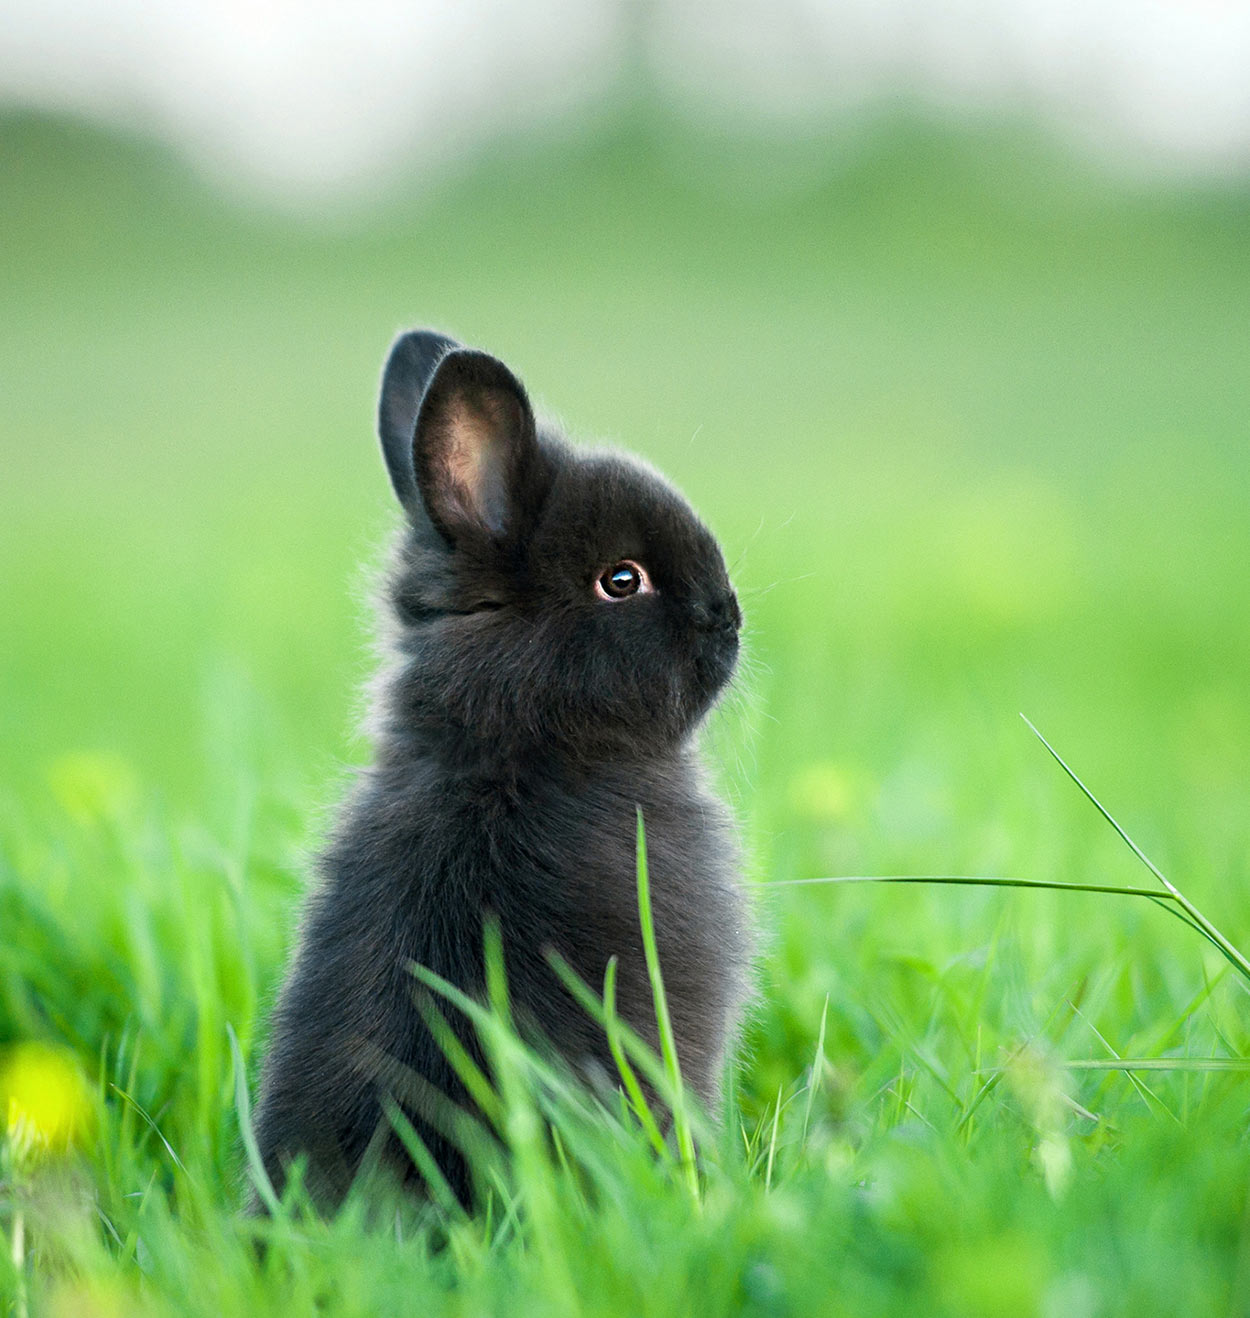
[252,330,752,1208]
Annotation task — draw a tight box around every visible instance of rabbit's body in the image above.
[254,335,751,1207]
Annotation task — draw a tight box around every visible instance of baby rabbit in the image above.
[253,330,752,1207]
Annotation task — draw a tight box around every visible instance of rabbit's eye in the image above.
[594,560,652,601]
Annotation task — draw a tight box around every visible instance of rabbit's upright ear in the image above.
[410,348,546,547]
[378,329,461,515]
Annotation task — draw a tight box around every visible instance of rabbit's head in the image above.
[376,330,741,767]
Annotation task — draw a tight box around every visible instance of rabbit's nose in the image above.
[692,591,742,635]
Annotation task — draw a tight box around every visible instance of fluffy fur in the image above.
[253,330,752,1207]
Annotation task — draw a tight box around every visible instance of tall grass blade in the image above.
[603,956,667,1155]
[1062,1058,1250,1072]
[760,879,1210,944]
[479,923,578,1317]
[764,1084,783,1190]
[546,952,700,1128]
[226,1022,281,1217]
[759,874,1175,899]
[108,1083,188,1176]
[975,1058,1250,1073]
[1022,714,1250,984]
[635,808,700,1202]
[380,1096,465,1220]
[800,995,829,1148]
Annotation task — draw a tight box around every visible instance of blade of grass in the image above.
[226,1022,281,1218]
[636,808,699,1203]
[603,956,667,1156]
[410,960,603,1132]
[108,1083,188,1176]
[546,951,702,1131]
[380,1095,465,1221]
[759,875,1213,945]
[1021,714,1250,984]
[974,1058,1250,1073]
[1061,1058,1250,1072]
[764,1084,783,1190]
[1067,999,1179,1124]
[410,991,505,1132]
[800,995,829,1148]
[757,875,1177,899]
[480,923,578,1318]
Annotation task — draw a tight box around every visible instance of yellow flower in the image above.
[1,1041,94,1157]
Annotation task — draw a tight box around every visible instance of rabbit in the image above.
[252,329,753,1209]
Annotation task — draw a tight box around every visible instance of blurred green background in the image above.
[4,108,1248,870]
[3,90,1250,1315]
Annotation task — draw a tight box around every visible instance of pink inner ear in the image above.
[439,391,517,534]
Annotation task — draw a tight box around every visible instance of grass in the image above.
[3,107,1250,1315]
[633,811,699,1200]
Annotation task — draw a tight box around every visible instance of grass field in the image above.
[3,109,1250,1316]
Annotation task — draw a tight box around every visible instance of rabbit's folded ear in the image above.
[378,329,461,514]
[411,348,546,547]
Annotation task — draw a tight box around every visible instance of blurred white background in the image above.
[2,0,1250,199]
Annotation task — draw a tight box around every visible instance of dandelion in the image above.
[2,1044,94,1318]
[2,1041,94,1160]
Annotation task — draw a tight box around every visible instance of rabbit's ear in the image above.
[411,348,545,546]
[378,329,461,514]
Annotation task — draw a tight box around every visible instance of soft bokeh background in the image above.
[3,5,1250,1315]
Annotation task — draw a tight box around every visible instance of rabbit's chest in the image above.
[490,787,746,1018]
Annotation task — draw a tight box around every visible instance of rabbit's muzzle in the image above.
[690,590,742,638]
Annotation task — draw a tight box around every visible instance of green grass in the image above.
[3,108,1250,1316]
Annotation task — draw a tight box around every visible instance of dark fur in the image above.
[253,331,752,1207]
